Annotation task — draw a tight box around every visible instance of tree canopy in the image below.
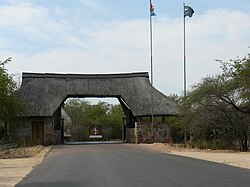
[64,99,125,141]
[0,58,23,123]
[171,55,250,151]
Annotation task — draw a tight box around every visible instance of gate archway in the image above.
[17,72,177,145]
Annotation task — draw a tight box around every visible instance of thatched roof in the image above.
[17,72,177,117]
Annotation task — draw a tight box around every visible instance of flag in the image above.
[150,3,156,16]
[184,5,194,17]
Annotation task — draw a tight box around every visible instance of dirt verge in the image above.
[0,145,52,187]
[141,143,250,169]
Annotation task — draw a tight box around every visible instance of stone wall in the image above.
[125,128,135,143]
[8,119,32,145]
[44,117,61,145]
[126,122,172,144]
[10,118,171,145]
[8,117,62,146]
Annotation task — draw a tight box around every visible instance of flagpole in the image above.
[150,0,153,85]
[150,0,154,142]
[183,2,187,143]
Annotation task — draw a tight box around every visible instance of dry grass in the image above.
[0,145,45,159]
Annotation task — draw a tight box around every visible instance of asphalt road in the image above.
[16,142,250,187]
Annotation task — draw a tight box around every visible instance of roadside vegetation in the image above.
[64,99,125,141]
[0,58,24,143]
[169,55,250,151]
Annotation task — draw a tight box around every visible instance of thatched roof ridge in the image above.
[18,72,177,117]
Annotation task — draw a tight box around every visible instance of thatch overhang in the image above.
[17,72,177,117]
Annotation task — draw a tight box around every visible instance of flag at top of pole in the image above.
[150,1,156,16]
[184,5,194,17]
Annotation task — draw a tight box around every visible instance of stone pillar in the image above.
[44,118,54,145]
[126,128,135,143]
[134,122,172,144]
[44,117,61,145]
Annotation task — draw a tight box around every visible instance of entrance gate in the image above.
[17,72,177,145]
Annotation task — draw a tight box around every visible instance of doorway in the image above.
[32,122,44,145]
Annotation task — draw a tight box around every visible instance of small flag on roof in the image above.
[184,5,194,17]
[150,3,156,16]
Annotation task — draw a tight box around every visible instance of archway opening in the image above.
[59,97,129,144]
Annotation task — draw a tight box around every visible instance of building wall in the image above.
[10,118,171,145]
[126,122,172,144]
[44,117,61,145]
[8,118,32,145]
[8,117,62,145]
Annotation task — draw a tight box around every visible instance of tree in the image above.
[64,99,125,141]
[107,104,125,140]
[168,94,191,143]
[63,99,90,141]
[0,58,24,140]
[171,55,250,151]
[0,58,24,123]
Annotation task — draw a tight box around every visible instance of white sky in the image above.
[1,0,250,102]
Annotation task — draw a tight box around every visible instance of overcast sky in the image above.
[1,0,250,100]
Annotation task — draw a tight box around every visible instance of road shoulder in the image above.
[141,143,250,169]
[0,146,53,187]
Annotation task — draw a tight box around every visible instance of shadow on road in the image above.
[64,141,124,145]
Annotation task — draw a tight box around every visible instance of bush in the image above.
[188,140,232,150]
